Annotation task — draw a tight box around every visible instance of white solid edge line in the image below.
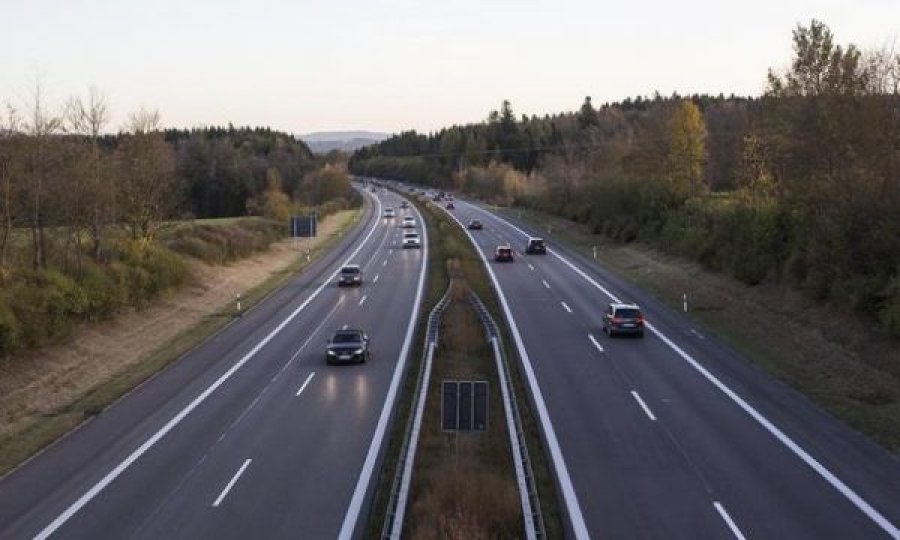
[296,372,316,397]
[630,390,657,422]
[441,203,590,539]
[588,334,604,353]
[358,295,368,307]
[491,337,539,540]
[34,192,384,540]
[212,459,252,507]
[714,501,747,540]
[561,301,573,314]
[338,194,429,540]
[477,202,900,539]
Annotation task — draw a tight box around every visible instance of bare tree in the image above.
[117,107,176,241]
[67,86,113,260]
[23,79,63,269]
[125,106,161,134]
[0,104,22,268]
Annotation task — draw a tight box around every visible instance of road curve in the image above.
[0,186,427,540]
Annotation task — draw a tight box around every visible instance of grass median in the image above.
[366,192,563,538]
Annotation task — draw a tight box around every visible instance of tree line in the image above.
[0,86,359,355]
[351,20,900,337]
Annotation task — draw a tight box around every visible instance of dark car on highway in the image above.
[468,219,483,230]
[337,265,362,286]
[495,245,514,262]
[325,329,370,364]
[602,303,645,337]
[446,202,455,209]
[525,237,546,254]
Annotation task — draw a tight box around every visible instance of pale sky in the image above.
[2,0,898,134]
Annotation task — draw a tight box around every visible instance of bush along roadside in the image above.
[0,210,362,476]
[366,189,563,538]
[0,217,296,358]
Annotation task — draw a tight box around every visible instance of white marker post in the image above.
[592,246,597,260]
[683,292,688,313]
[236,293,242,316]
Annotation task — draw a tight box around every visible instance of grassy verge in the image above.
[497,204,900,455]
[365,192,563,538]
[0,209,361,475]
[405,279,521,537]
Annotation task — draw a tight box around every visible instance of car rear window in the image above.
[333,332,361,343]
[530,239,544,247]
[615,308,641,318]
[404,232,418,238]
[341,267,359,274]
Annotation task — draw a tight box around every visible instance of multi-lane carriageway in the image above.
[1,180,899,539]
[444,195,900,540]
[0,187,427,539]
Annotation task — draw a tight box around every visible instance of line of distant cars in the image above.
[328,194,423,365]
[465,214,645,338]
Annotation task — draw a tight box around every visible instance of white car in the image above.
[384,207,396,218]
[401,216,416,228]
[402,231,421,248]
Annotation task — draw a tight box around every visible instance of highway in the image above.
[446,196,900,539]
[0,187,427,539]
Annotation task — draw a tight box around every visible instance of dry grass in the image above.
[0,210,358,473]
[406,281,523,539]
[501,205,900,454]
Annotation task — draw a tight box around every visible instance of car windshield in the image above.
[531,239,544,247]
[341,267,359,274]
[615,308,641,318]
[332,332,362,344]
[404,233,418,238]
[498,247,511,253]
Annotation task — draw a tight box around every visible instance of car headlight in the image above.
[327,350,336,355]
[353,348,364,355]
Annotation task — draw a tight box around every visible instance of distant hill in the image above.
[300,131,391,154]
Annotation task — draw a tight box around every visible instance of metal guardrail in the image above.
[470,293,546,540]
[380,281,454,539]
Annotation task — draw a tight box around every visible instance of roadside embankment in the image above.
[0,210,359,475]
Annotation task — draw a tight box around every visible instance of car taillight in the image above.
[612,318,623,324]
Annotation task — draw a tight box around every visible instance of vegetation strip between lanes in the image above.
[365,185,564,539]
[437,201,586,538]
[31,192,382,540]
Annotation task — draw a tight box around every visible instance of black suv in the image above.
[337,265,362,286]
[325,329,370,364]
[602,303,645,337]
[495,245,514,262]
[468,219,483,230]
[525,237,546,254]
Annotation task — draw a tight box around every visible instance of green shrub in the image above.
[6,277,71,347]
[168,236,219,263]
[0,301,22,356]
[880,273,900,337]
[80,263,125,320]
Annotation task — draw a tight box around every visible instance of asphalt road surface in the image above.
[446,196,900,540]
[0,186,427,540]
